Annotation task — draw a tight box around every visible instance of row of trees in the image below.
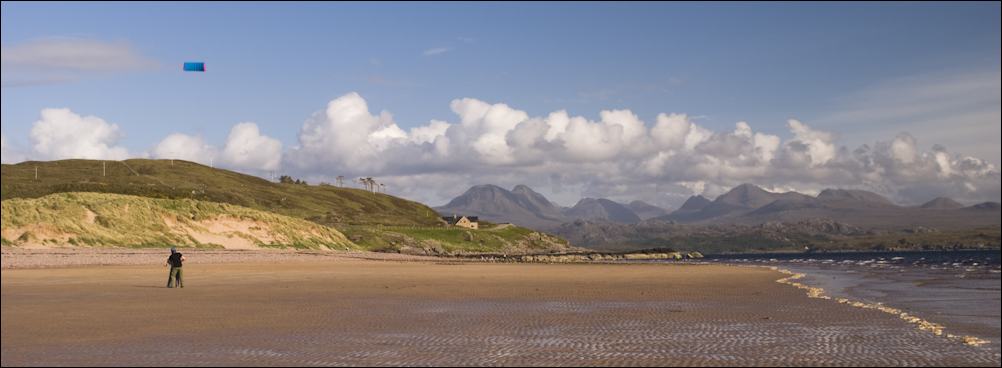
[357,177,386,194]
[279,174,385,194]
[278,175,308,185]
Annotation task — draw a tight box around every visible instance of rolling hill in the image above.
[1,160,574,255]
[1,159,441,226]
[1,192,355,250]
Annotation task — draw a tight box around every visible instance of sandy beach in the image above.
[2,250,999,366]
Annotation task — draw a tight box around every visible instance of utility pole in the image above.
[103,161,106,177]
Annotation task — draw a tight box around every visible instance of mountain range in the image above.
[438,183,1001,233]
[435,185,670,229]
[657,185,999,230]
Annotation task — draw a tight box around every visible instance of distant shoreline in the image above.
[702,247,1002,257]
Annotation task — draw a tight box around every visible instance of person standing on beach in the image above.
[165,247,185,288]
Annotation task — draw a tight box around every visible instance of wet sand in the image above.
[2,258,999,366]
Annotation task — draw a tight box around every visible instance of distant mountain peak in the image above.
[470,184,507,191]
[715,183,780,208]
[436,184,566,229]
[968,202,1002,210]
[727,183,772,196]
[816,189,894,206]
[627,200,670,221]
[511,184,534,193]
[677,195,711,212]
[565,197,641,224]
[509,184,560,213]
[920,197,964,209]
[734,183,766,191]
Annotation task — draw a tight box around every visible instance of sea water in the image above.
[702,250,1002,354]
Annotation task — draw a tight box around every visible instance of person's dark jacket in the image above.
[167,253,184,267]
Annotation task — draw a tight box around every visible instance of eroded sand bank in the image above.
[2,255,999,366]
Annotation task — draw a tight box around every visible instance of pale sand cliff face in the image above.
[3,219,334,251]
[3,216,319,250]
[2,260,998,366]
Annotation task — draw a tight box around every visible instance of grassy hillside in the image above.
[1,159,442,227]
[1,160,574,255]
[1,192,356,250]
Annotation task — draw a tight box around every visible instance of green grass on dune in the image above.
[1,192,357,250]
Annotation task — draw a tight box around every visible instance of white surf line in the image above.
[768,266,989,347]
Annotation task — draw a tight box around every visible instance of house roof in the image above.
[442,215,478,224]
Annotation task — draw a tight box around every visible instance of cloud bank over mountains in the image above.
[3,92,999,208]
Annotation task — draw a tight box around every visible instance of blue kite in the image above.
[183,62,205,72]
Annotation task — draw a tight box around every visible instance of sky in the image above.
[2,2,1000,208]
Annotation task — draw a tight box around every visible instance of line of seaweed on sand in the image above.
[769,266,989,348]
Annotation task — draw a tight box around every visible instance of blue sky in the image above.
[2,2,1000,206]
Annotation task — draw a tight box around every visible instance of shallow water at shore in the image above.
[703,250,1002,356]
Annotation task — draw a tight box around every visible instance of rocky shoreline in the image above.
[453,249,704,263]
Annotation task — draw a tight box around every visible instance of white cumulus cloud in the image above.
[29,108,131,160]
[287,92,409,173]
[152,123,282,172]
[152,134,218,165]
[219,122,283,172]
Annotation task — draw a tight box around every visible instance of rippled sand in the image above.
[2,260,999,366]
